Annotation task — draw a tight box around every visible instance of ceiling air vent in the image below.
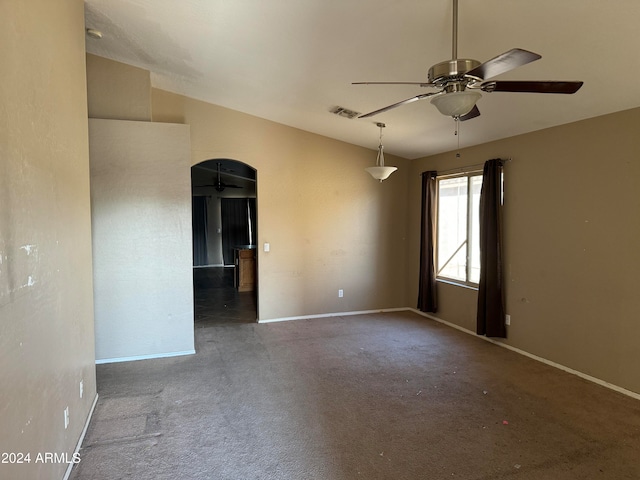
[330,106,361,119]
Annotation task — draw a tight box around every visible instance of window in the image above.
[436,173,483,285]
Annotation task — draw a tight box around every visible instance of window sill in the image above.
[436,278,479,291]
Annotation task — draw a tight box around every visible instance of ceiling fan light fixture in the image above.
[430,90,482,117]
[366,123,397,183]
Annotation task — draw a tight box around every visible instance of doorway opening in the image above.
[191,159,258,325]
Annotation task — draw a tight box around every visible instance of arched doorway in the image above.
[191,159,258,325]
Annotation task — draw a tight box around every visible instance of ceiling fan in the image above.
[199,162,243,192]
[353,0,583,121]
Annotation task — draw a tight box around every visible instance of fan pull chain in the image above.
[455,118,461,157]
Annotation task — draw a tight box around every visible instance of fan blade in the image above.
[466,48,541,80]
[358,91,444,118]
[481,81,583,94]
[459,105,480,121]
[353,81,434,87]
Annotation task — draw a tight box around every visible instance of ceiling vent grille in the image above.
[330,106,361,119]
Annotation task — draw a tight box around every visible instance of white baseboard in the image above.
[93,309,638,400]
[95,349,196,365]
[409,308,640,402]
[62,392,99,480]
[258,307,408,324]
[261,306,639,401]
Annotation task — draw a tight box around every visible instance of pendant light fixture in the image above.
[365,122,397,182]
[430,89,481,117]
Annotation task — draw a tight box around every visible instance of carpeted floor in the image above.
[69,311,640,479]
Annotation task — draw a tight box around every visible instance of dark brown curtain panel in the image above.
[221,198,251,266]
[192,196,208,266]
[477,159,506,337]
[417,171,438,313]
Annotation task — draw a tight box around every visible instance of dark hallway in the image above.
[193,266,257,326]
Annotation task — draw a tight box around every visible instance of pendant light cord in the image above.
[376,122,386,167]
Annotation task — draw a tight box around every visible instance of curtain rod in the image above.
[421,158,511,177]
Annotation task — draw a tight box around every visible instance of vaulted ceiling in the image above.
[85,0,640,159]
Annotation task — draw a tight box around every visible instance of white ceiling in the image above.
[84,0,640,160]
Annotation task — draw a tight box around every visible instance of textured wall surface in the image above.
[89,119,194,362]
[0,1,97,478]
[408,108,640,395]
[86,54,151,121]
[88,53,640,396]
[152,88,411,321]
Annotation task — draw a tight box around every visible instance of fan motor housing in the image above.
[428,59,482,86]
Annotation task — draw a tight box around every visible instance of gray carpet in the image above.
[69,312,640,479]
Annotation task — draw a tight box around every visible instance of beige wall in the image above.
[152,89,410,320]
[408,108,640,395]
[89,119,194,362]
[87,54,640,395]
[86,53,151,121]
[0,4,635,476]
[85,56,410,320]
[0,1,97,478]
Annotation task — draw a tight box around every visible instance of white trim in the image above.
[409,308,640,402]
[436,278,479,291]
[258,307,407,324]
[90,308,639,400]
[410,309,477,335]
[259,306,640,400]
[62,393,99,480]
[95,349,196,365]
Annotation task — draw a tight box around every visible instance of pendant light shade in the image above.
[365,165,397,182]
[366,123,397,182]
[430,90,482,117]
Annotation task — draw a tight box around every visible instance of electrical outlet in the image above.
[80,380,83,399]
[64,407,69,429]
[505,314,511,326]
[338,289,344,298]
